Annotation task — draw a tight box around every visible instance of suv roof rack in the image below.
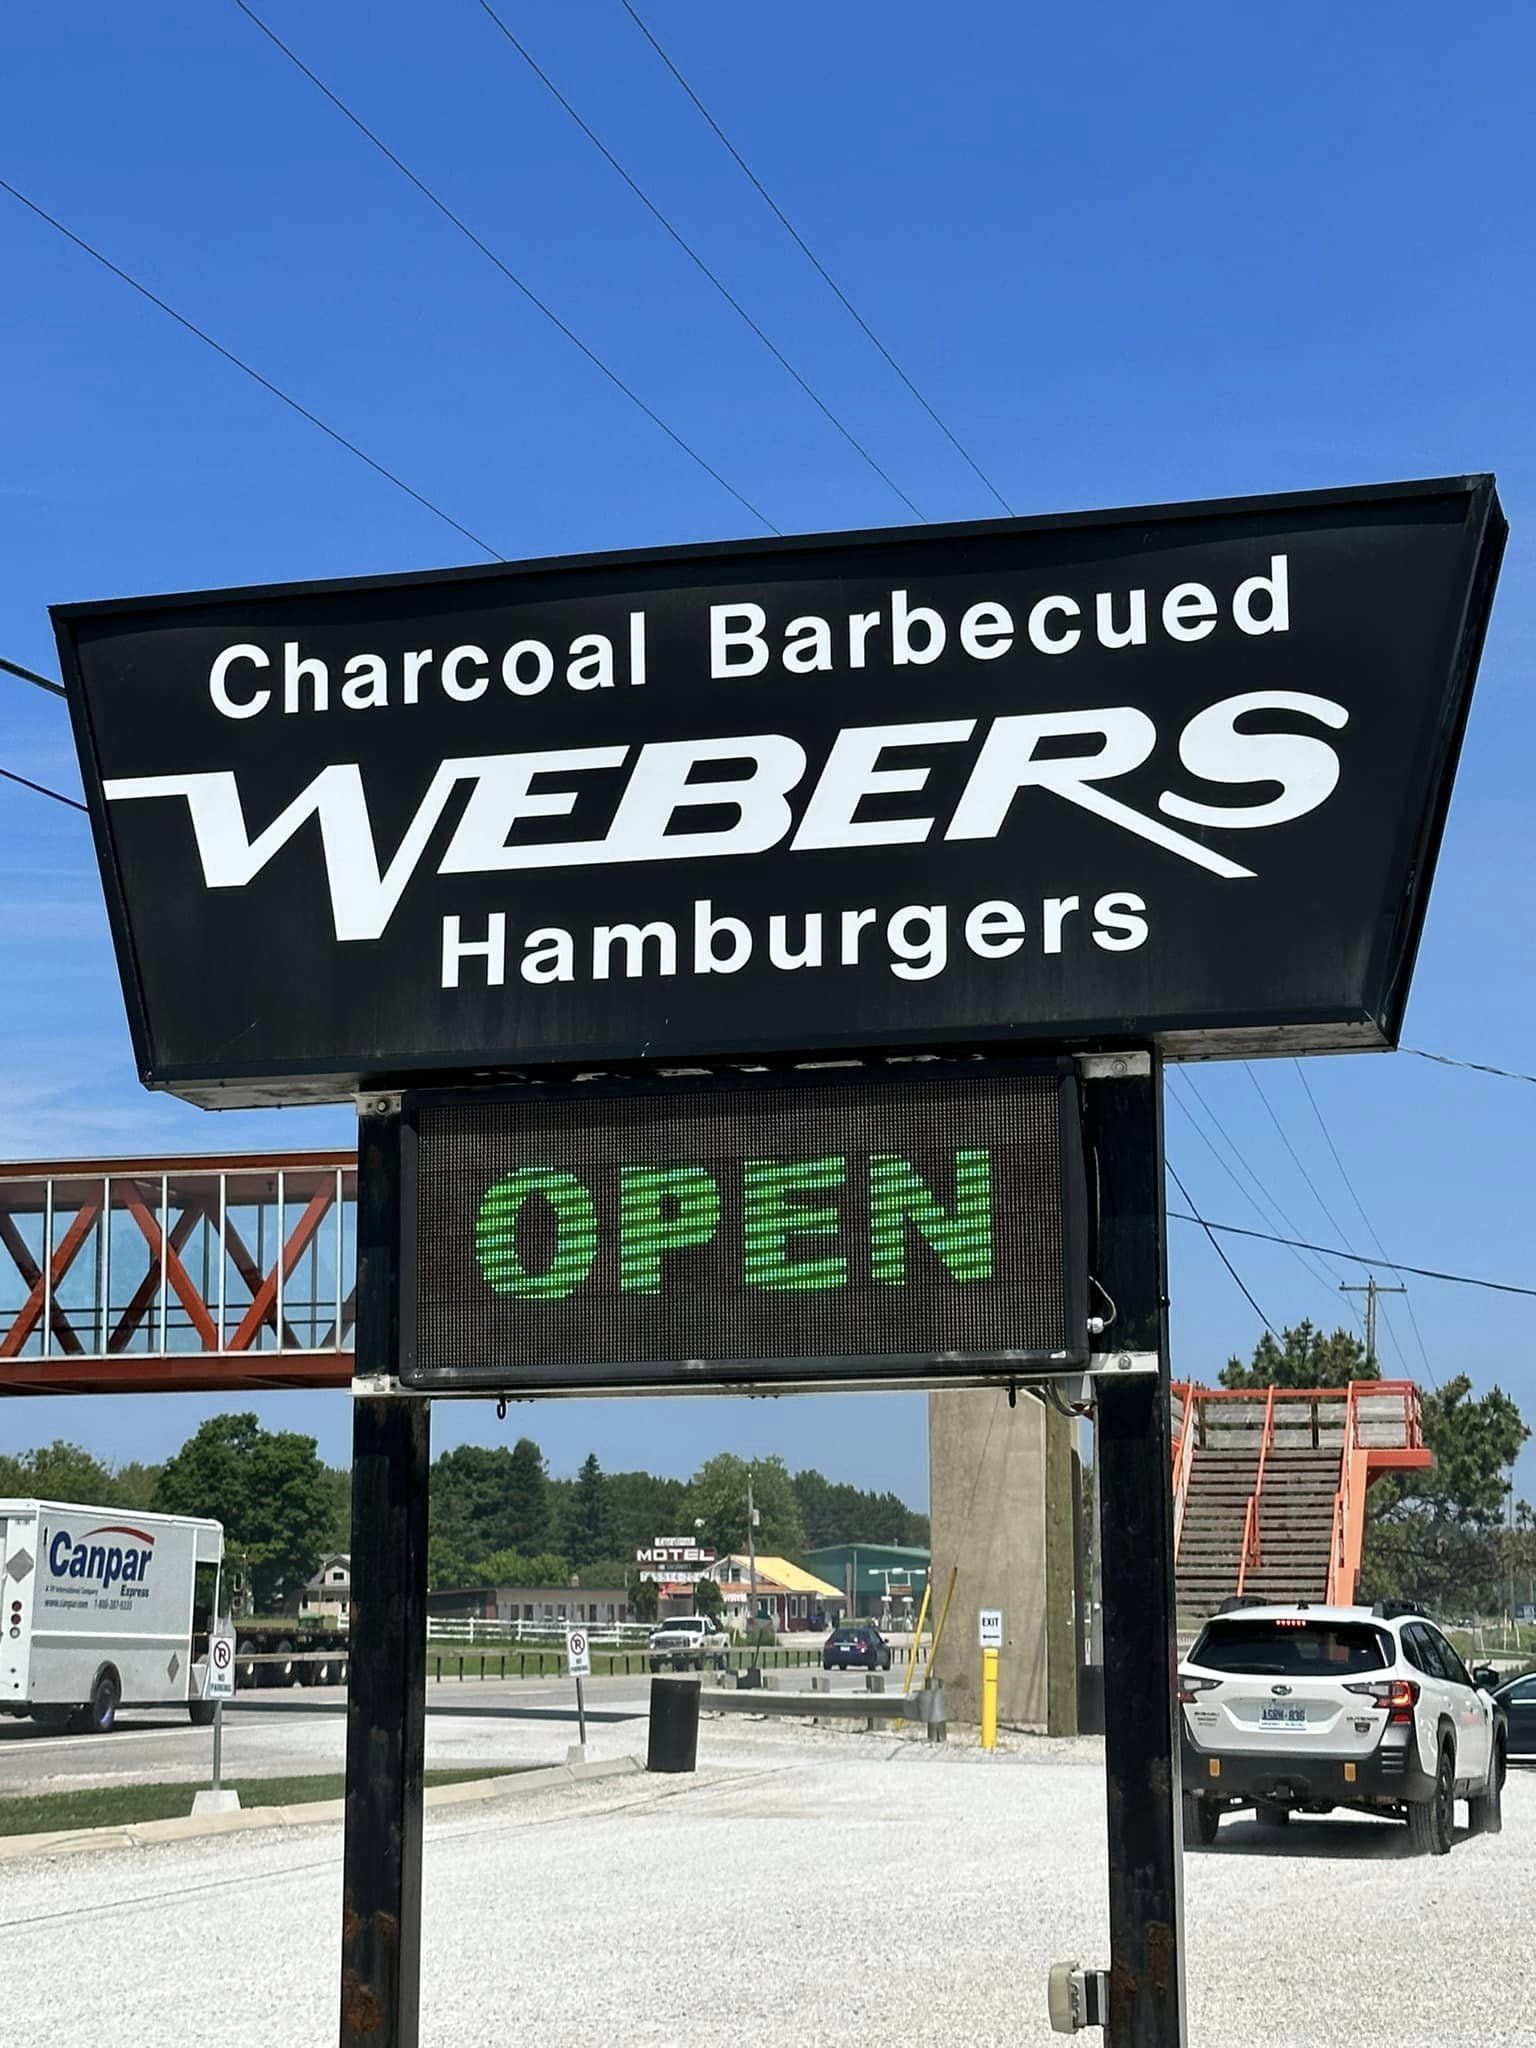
[1371,1598,1428,1620]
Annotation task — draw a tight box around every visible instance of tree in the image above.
[505,1438,552,1554]
[604,1469,688,1556]
[319,1465,351,1553]
[685,1454,805,1556]
[110,1461,164,1511]
[0,1440,118,1502]
[631,1576,659,1623]
[428,1444,519,1567]
[427,1531,482,1591]
[566,1453,612,1570]
[1363,1376,1531,1613]
[157,1413,332,1610]
[792,1467,928,1548]
[1221,1321,1373,1390]
[693,1575,724,1619]
[476,1549,571,1587]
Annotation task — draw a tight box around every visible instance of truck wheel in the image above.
[236,1640,258,1688]
[1182,1792,1220,1847]
[73,1669,120,1735]
[188,1700,217,1727]
[273,1640,296,1687]
[1468,1736,1505,1836]
[1408,1744,1455,1856]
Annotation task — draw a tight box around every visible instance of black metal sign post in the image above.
[341,1104,430,2048]
[1084,1053,1185,2048]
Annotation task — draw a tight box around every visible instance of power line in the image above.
[1168,1069,1365,1326]
[1406,1047,1536,1087]
[0,177,502,562]
[231,0,777,536]
[1292,1061,1434,1384]
[618,0,1016,517]
[478,2,926,521]
[1,656,65,699]
[1243,1064,1355,1251]
[0,766,87,812]
[1243,1061,1409,1375]
[1166,1213,1536,1300]
[1167,1158,1276,1334]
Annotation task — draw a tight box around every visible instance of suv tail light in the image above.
[1345,1677,1419,1723]
[1178,1675,1220,1705]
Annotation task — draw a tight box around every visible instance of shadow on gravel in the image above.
[1193,1812,1484,1860]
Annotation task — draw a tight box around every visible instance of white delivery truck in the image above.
[0,1499,225,1734]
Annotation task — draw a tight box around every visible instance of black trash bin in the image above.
[647,1674,701,1773]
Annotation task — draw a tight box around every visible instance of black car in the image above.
[823,1623,892,1672]
[1493,1668,1536,1758]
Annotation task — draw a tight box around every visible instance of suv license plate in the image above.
[1261,1706,1307,1728]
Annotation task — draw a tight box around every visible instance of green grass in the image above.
[1445,1623,1536,1662]
[424,1643,827,1681]
[0,1768,495,1840]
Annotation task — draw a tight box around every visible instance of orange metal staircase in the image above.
[1171,1382,1432,1632]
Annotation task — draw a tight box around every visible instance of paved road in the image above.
[0,1669,889,1796]
[1,1724,1530,2047]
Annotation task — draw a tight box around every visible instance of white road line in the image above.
[0,1714,292,1755]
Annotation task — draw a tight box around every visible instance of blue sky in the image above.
[2,2,1533,1507]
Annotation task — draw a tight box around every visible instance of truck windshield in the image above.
[1191,1620,1389,1676]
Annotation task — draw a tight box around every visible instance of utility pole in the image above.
[746,1467,759,1629]
[1340,1274,1407,1369]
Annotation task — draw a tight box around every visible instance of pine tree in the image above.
[567,1452,611,1570]
[505,1437,552,1554]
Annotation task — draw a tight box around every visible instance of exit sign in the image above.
[399,1063,1087,1394]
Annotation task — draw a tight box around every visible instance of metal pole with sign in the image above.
[194,1621,239,1817]
[1083,1056,1185,2048]
[566,1624,591,1750]
[341,1106,430,2048]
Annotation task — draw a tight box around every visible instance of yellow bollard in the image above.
[980,1646,999,1750]
[902,1579,933,1698]
[922,1565,959,1691]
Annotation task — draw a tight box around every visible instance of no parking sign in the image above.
[205,1625,236,1700]
[565,1626,591,1679]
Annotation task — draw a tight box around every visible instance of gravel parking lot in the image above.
[1,1721,1531,2047]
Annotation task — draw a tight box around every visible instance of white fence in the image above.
[427,1616,653,1648]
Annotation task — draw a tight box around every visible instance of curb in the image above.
[0,1753,643,1864]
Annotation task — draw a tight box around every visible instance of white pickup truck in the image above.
[648,1614,732,1672]
[1,1498,225,1733]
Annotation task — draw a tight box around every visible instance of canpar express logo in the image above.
[47,1523,156,1590]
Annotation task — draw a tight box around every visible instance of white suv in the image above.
[1179,1600,1504,1855]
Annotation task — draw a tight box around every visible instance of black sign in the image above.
[56,478,1504,1107]
[399,1064,1087,1394]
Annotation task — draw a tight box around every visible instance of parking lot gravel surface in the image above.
[1,1724,1531,2047]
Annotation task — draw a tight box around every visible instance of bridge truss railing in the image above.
[0,1149,356,1393]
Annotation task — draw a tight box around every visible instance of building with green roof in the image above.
[801,1542,931,1624]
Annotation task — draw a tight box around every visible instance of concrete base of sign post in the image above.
[191,1787,242,1817]
[565,1742,593,1766]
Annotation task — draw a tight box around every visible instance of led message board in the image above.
[56,479,1503,1106]
[399,1064,1087,1394]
